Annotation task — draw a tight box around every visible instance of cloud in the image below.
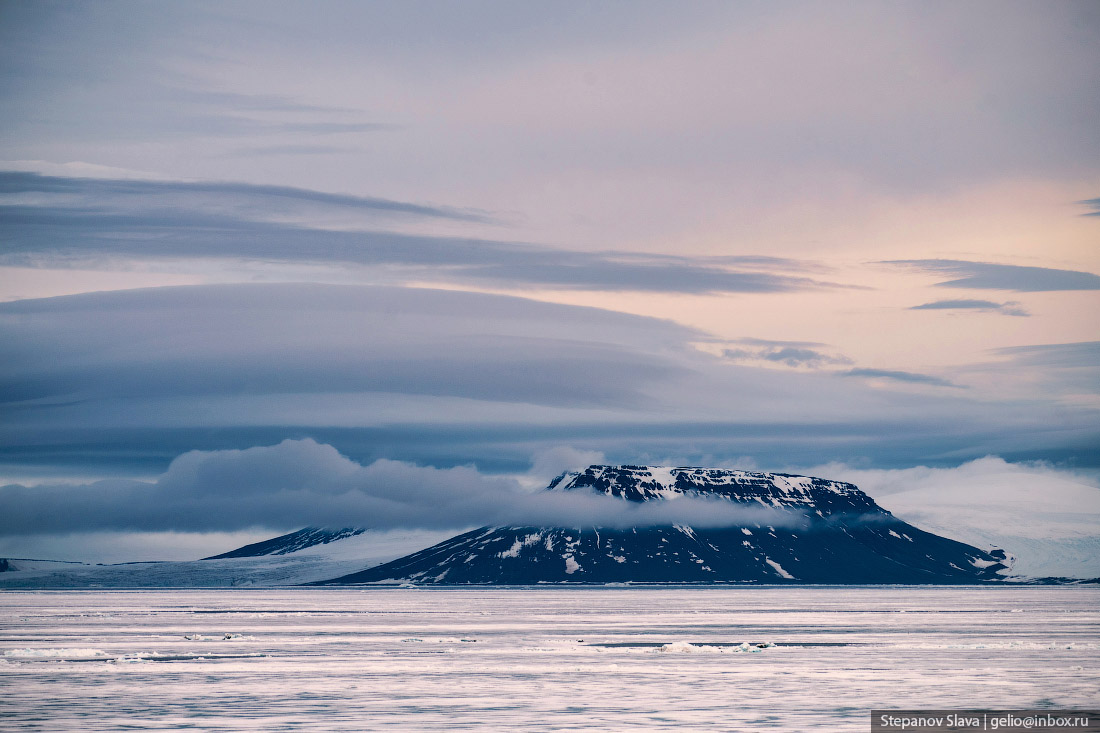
[522,446,607,491]
[719,338,853,369]
[461,261,834,294]
[884,260,1100,291]
[910,299,1029,317]
[2,283,1097,481]
[0,170,490,223]
[986,341,1100,397]
[840,368,958,388]
[723,347,848,369]
[0,171,843,295]
[0,4,392,146]
[731,337,828,347]
[0,439,805,535]
[0,283,691,409]
[993,341,1100,369]
[1079,197,1100,217]
[604,253,828,273]
[5,2,1099,196]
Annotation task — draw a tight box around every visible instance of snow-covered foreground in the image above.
[1,587,1097,731]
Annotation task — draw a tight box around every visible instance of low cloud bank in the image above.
[6,445,1097,575]
[0,439,801,535]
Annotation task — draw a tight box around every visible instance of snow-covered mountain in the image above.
[0,529,456,588]
[318,465,1012,585]
[203,527,366,559]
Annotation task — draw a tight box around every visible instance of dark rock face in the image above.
[203,527,365,559]
[317,466,1011,585]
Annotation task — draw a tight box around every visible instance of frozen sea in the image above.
[1,586,1097,731]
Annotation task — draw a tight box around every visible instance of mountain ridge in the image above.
[317,464,1012,585]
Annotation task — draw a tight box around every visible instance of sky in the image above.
[0,1,1098,560]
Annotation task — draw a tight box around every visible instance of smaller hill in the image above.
[203,527,365,559]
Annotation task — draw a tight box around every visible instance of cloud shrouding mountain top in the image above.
[0,171,837,295]
[2,439,1095,581]
[0,439,803,534]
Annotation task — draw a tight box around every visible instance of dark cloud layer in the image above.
[2,283,1097,480]
[0,283,690,409]
[0,171,488,222]
[885,259,1100,292]
[5,417,1098,489]
[0,172,839,295]
[0,439,802,534]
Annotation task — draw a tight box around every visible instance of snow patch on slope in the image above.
[764,558,795,579]
[646,466,679,497]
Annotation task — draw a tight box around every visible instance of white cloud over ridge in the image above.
[0,439,804,536]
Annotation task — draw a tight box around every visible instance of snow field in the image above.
[1,586,1097,731]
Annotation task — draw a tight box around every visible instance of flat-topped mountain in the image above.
[552,465,877,512]
[318,465,1012,585]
